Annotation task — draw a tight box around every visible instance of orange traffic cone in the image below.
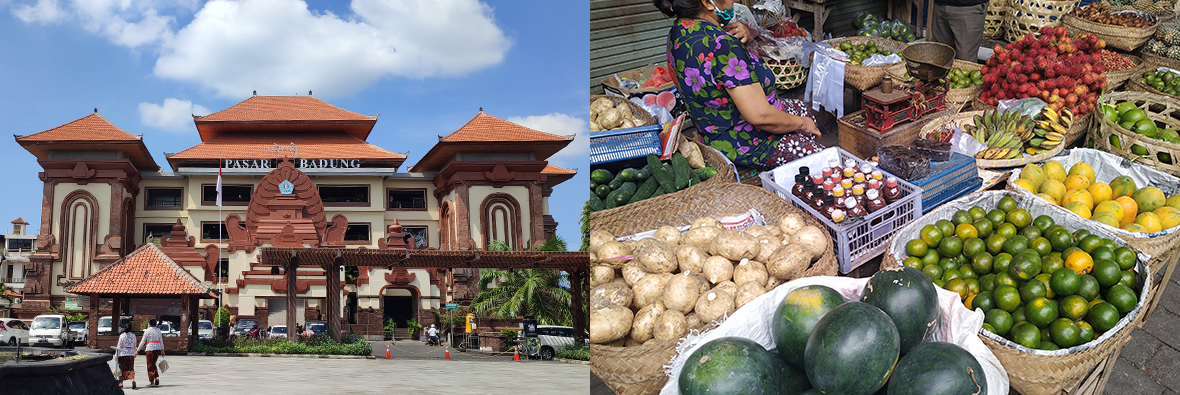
[386,344,391,359]
[444,346,451,360]
[513,346,521,361]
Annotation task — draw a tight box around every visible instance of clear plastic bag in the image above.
[805,53,846,118]
[997,98,1048,119]
[862,53,903,66]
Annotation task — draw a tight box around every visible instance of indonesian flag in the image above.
[216,161,223,207]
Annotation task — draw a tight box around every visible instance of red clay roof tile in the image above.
[541,164,576,175]
[17,113,141,142]
[440,112,574,143]
[195,96,377,122]
[11,217,27,225]
[167,133,406,161]
[65,244,211,295]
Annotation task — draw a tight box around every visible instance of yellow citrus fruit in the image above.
[1040,179,1067,204]
[1088,183,1112,205]
[1091,211,1122,228]
[1013,178,1037,194]
[1062,189,1095,211]
[1167,194,1180,210]
[1065,251,1094,275]
[1021,164,1048,190]
[1136,212,1164,233]
[1037,193,1058,204]
[1069,162,1097,185]
[1064,174,1091,191]
[1044,160,1067,182]
[1132,186,1167,213]
[1153,206,1180,229]
[1115,196,1139,226]
[1064,201,1093,219]
[1093,201,1126,223]
[1123,223,1150,233]
[1110,175,1138,199]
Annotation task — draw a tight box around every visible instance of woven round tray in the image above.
[589,140,735,222]
[589,183,839,395]
[945,60,985,109]
[986,0,1010,39]
[765,59,807,90]
[1005,0,1080,43]
[590,94,657,127]
[919,110,1067,169]
[1062,13,1158,52]
[824,36,908,91]
[1091,90,1180,178]
[1105,53,1144,89]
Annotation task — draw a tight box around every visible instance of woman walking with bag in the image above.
[116,324,137,389]
[136,319,165,387]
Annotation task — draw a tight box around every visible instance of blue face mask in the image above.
[710,0,734,25]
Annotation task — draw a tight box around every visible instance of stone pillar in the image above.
[454,183,472,248]
[189,295,199,350]
[286,254,298,341]
[111,297,122,331]
[326,258,342,343]
[571,269,586,345]
[528,182,545,246]
[87,295,99,349]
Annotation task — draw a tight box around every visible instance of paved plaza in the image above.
[101,352,589,394]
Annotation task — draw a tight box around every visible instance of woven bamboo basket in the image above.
[765,59,807,90]
[589,183,839,395]
[1091,90,1180,176]
[986,0,1010,39]
[590,94,657,127]
[1105,53,1144,89]
[1005,0,1080,43]
[1141,51,1180,70]
[1062,12,1158,52]
[945,60,985,109]
[914,110,1067,168]
[1127,77,1180,102]
[589,140,734,222]
[824,36,908,91]
[972,97,998,111]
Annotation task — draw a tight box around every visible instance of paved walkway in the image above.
[368,340,521,362]
[105,354,589,394]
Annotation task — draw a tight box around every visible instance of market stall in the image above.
[588,0,1180,394]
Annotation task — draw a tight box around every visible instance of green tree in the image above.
[469,237,573,327]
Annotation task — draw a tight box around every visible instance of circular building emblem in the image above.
[278,180,295,195]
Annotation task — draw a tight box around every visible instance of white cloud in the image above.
[138,98,210,132]
[153,0,511,98]
[12,0,66,23]
[507,113,587,171]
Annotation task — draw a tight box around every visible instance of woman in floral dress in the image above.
[655,0,824,171]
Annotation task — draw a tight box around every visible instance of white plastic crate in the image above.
[760,147,923,273]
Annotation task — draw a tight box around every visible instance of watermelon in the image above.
[862,266,941,355]
[771,285,846,368]
[678,337,781,395]
[887,342,987,395]
[805,302,901,395]
[770,353,812,394]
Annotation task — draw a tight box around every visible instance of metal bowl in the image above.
[902,42,956,82]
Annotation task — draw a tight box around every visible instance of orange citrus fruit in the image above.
[1115,196,1139,226]
[1064,174,1091,191]
[1040,179,1067,203]
[1088,183,1112,205]
[1037,193,1058,204]
[1065,251,1094,275]
[1044,161,1067,182]
[1062,189,1094,211]
[1123,223,1150,233]
[1091,211,1122,228]
[1069,162,1097,185]
[1063,201,1092,219]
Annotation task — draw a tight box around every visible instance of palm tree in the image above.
[469,237,573,327]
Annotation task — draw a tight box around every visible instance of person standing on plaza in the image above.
[930,0,988,61]
[136,319,165,388]
[116,324,137,390]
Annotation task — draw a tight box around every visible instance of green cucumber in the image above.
[590,169,613,184]
[619,168,639,181]
[672,153,691,190]
[594,185,612,199]
[647,154,677,194]
[628,177,659,204]
[635,168,650,181]
[696,167,718,181]
[587,194,604,212]
[607,173,627,190]
[688,165,701,186]
[604,189,621,209]
[613,182,637,205]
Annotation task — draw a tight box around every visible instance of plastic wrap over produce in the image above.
[1009,148,1180,245]
[658,275,1008,395]
[886,191,1152,357]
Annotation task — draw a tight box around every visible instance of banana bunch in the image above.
[966,109,1035,160]
[1029,107,1074,153]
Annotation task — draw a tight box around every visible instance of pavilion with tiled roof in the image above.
[409,111,575,174]
[66,243,215,351]
[15,112,160,171]
[11,218,27,225]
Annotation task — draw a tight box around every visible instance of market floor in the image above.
[105,354,589,394]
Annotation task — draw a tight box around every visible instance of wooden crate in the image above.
[836,108,954,161]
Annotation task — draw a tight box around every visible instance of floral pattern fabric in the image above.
[666,18,818,169]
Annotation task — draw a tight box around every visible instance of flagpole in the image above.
[218,159,223,326]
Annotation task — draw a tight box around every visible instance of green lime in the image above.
[1073,229,1093,245]
[953,210,973,226]
[980,273,997,292]
[994,285,1022,312]
[1101,239,1118,252]
[940,257,958,273]
[1010,253,1042,281]
[965,278,981,295]
[942,268,963,282]
[981,322,996,333]
[987,209,1007,225]
[945,278,968,300]
[998,196,1018,213]
[1049,318,1081,348]
[974,218,994,239]
[972,252,994,274]
[1077,320,1095,344]
[1029,237,1052,257]
[939,236,964,258]
[1087,302,1120,332]
[1026,297,1059,328]
[996,222,1017,239]
[906,239,929,257]
[1007,209,1033,229]
[1050,268,1081,296]
[921,224,943,246]
[1114,247,1137,270]
[973,290,996,312]
[1090,246,1115,263]
[986,308,1014,336]
[1003,235,1029,256]
[959,264,979,280]
[1048,229,1074,252]
[922,264,943,280]
[1011,322,1041,348]
[1047,225,1068,237]
[1042,254,1065,275]
[969,206,987,221]
[1060,294,1090,321]
[1011,305,1027,323]
[1092,259,1122,288]
[1032,215,1055,233]
[936,220,956,239]
[1038,341,1060,350]
[1120,270,1137,288]
[1077,275,1101,301]
[994,253,1014,274]
[995,271,1019,288]
[963,237,985,258]
[1106,284,1138,315]
[902,256,923,269]
[1021,226,1042,241]
[985,234,1006,256]
[921,249,941,267]
[1079,235,1104,254]
[1020,280,1047,301]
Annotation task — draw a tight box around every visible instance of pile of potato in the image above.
[590,97,648,132]
[589,214,829,347]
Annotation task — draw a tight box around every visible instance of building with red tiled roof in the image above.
[11,218,27,225]
[14,95,577,339]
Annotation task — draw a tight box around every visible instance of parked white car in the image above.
[29,314,70,348]
[1,318,29,346]
[97,316,131,335]
[267,325,288,339]
[198,320,214,339]
[68,321,87,345]
[535,325,579,361]
[158,321,180,337]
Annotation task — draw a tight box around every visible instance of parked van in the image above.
[97,315,132,335]
[1,318,29,346]
[29,314,70,348]
[535,325,580,361]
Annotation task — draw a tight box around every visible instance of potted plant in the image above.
[383,319,395,340]
[406,319,422,341]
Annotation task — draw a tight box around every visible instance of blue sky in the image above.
[0,0,589,249]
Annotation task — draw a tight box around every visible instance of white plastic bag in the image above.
[658,275,1009,395]
[862,53,903,66]
[805,54,845,118]
[950,128,987,157]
